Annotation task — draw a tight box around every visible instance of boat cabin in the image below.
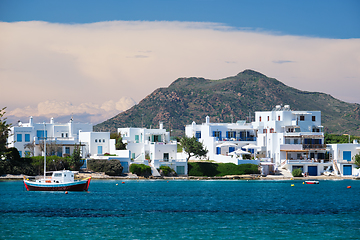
[52,170,75,183]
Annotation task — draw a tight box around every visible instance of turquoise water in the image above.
[1,179,360,239]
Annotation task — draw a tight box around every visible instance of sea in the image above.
[1,179,359,240]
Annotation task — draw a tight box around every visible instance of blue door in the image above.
[343,165,352,176]
[97,146,103,154]
[308,166,317,176]
[229,147,235,153]
[216,147,221,155]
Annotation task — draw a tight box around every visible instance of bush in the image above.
[130,163,151,176]
[159,166,175,176]
[188,162,260,177]
[292,168,303,177]
[87,159,123,176]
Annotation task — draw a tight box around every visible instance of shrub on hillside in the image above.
[130,163,151,176]
[292,168,303,177]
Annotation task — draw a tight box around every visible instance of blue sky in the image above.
[1,0,359,39]
[1,0,360,125]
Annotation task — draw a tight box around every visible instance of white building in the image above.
[252,105,331,176]
[8,117,92,158]
[118,122,187,176]
[185,116,260,165]
[327,140,360,177]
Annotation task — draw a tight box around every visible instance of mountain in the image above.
[94,70,360,136]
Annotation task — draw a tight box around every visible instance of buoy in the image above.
[347,186,351,188]
[291,184,294,187]
[65,191,68,194]
[122,182,125,184]
[167,181,169,183]
[116,183,118,185]
[303,182,304,184]
[291,178,293,180]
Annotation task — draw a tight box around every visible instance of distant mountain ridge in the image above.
[95,70,360,136]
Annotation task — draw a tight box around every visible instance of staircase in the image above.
[148,162,161,177]
[333,160,341,176]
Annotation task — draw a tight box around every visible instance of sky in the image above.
[1,0,360,126]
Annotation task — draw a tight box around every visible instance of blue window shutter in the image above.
[17,134,22,142]
[212,131,215,137]
[19,151,22,157]
[25,134,30,142]
[343,151,351,161]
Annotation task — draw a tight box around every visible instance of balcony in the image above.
[280,144,326,151]
[215,137,257,142]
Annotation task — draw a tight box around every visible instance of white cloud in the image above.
[7,98,136,124]
[1,20,360,125]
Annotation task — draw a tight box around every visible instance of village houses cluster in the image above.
[8,105,360,177]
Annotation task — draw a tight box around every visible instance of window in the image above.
[294,139,299,144]
[300,115,305,121]
[61,133,64,138]
[259,116,261,122]
[212,131,222,140]
[270,128,274,133]
[267,116,270,121]
[65,147,70,155]
[263,129,267,133]
[66,133,68,137]
[95,139,97,143]
[226,131,236,138]
[103,139,105,142]
[195,131,201,139]
[278,116,281,121]
[312,116,316,121]
[135,135,139,143]
[163,153,169,161]
[17,134,22,142]
[343,151,351,161]
[25,134,30,142]
[37,130,47,139]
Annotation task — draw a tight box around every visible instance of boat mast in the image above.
[44,122,46,180]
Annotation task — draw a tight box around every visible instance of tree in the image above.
[68,144,83,171]
[354,153,360,168]
[115,133,127,150]
[24,141,35,157]
[180,136,208,161]
[0,107,11,155]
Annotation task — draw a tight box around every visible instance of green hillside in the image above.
[94,70,360,136]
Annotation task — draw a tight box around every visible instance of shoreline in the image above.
[0,173,356,181]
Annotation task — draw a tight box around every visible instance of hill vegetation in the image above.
[95,70,360,136]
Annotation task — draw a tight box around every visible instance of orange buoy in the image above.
[347,186,351,189]
[65,191,68,194]
[122,182,125,184]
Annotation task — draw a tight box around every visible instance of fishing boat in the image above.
[305,180,319,184]
[23,123,91,191]
[23,170,91,191]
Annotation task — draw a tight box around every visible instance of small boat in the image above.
[305,180,319,184]
[23,124,91,191]
[24,170,91,191]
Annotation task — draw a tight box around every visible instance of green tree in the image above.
[0,107,11,155]
[180,136,208,161]
[68,144,83,171]
[353,153,360,168]
[115,133,127,150]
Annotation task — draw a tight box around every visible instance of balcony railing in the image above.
[302,144,327,149]
[215,137,257,142]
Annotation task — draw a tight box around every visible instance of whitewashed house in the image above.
[118,122,187,176]
[8,117,92,158]
[185,116,260,165]
[252,105,331,176]
[327,140,360,176]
